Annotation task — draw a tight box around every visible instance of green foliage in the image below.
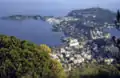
[39,44,52,53]
[0,34,66,78]
[68,64,120,78]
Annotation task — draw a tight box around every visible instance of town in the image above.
[50,36,120,71]
[1,8,119,72]
[46,9,120,71]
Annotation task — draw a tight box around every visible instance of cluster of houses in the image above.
[46,18,62,25]
[46,16,79,25]
[46,15,112,41]
[46,12,119,71]
[90,27,111,39]
[51,37,120,71]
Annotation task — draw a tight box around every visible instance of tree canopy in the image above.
[0,34,66,78]
[39,44,52,53]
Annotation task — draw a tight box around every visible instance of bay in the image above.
[0,19,64,46]
[0,2,68,46]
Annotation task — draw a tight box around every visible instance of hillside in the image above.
[0,35,66,78]
[0,34,120,78]
[68,7,116,24]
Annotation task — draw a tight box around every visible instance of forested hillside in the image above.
[0,35,66,78]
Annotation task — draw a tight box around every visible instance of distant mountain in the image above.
[68,7,116,24]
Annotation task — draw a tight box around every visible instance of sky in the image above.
[0,0,120,10]
[0,0,119,16]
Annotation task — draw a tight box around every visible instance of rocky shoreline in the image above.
[1,15,52,21]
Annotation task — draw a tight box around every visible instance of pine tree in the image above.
[115,10,120,30]
[117,10,120,22]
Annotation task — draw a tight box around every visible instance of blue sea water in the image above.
[0,2,69,46]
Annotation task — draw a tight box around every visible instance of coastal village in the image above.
[2,8,120,72]
[46,14,120,71]
[51,37,120,71]
[1,1,120,77]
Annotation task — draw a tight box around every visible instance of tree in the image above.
[0,35,66,78]
[115,10,120,30]
[39,44,52,53]
[49,60,66,78]
[117,10,120,22]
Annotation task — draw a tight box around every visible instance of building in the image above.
[68,39,79,47]
[46,18,62,24]
[104,58,114,65]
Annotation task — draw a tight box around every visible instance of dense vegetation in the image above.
[68,64,120,78]
[0,35,66,78]
[1,7,120,78]
[1,34,120,78]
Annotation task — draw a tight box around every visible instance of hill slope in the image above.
[0,35,66,78]
[68,7,116,24]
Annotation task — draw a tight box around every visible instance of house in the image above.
[104,58,114,65]
[77,58,85,64]
[60,48,66,53]
[68,38,79,47]
[46,18,62,24]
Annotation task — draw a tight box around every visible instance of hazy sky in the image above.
[0,0,119,16]
[1,0,120,4]
[0,0,120,10]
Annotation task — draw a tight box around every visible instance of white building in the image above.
[68,39,79,47]
[77,58,85,64]
[60,48,66,53]
[46,18,62,24]
[104,58,114,65]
